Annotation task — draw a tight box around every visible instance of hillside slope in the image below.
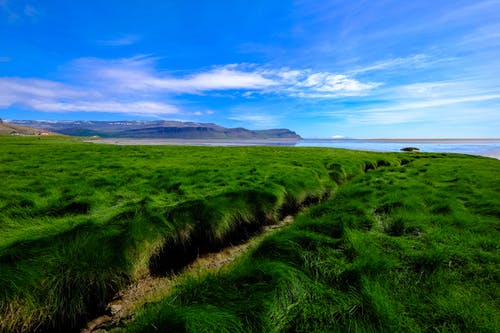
[7,120,302,139]
[0,121,55,136]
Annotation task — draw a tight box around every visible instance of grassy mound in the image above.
[0,136,398,332]
[126,154,500,332]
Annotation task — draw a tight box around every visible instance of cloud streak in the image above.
[7,55,472,120]
[69,57,378,97]
[97,34,141,46]
[229,114,278,127]
[0,56,379,116]
[0,77,179,115]
[356,94,500,114]
[27,100,178,114]
[317,79,500,126]
[348,54,432,74]
[0,1,41,21]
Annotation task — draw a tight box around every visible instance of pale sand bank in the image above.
[86,138,299,147]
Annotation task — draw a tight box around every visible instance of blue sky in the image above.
[1,0,499,138]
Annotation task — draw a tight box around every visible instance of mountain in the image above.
[0,119,56,136]
[6,120,302,139]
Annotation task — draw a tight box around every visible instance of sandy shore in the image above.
[85,138,300,146]
[484,148,500,160]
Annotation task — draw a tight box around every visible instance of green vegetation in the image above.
[400,147,420,152]
[0,136,498,332]
[0,136,385,332]
[126,154,500,333]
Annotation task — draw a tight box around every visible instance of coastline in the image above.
[484,148,500,160]
[85,138,301,146]
[86,138,500,160]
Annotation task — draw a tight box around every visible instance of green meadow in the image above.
[0,136,498,332]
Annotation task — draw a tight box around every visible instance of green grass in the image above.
[0,136,396,332]
[0,136,498,332]
[126,154,500,333]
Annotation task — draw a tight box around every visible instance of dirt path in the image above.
[81,215,294,333]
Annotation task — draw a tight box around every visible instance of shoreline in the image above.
[85,138,301,147]
[86,138,500,160]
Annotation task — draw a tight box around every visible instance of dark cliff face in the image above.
[7,120,302,139]
[115,127,222,139]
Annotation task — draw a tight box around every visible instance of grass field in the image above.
[0,136,498,332]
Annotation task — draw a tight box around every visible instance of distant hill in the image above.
[7,120,302,139]
[0,120,56,136]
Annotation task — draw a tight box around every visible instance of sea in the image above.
[93,138,500,159]
[295,139,500,159]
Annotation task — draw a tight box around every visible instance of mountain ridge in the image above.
[6,120,302,139]
[0,119,56,136]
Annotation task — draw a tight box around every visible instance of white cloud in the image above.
[0,78,92,107]
[0,77,179,115]
[182,67,276,91]
[68,57,378,98]
[302,73,379,92]
[350,100,500,126]
[229,114,279,128]
[192,110,215,116]
[277,69,302,81]
[0,56,381,116]
[0,77,91,97]
[230,114,273,122]
[134,67,277,92]
[29,101,178,114]
[0,1,41,21]
[376,94,500,112]
[71,59,278,93]
[313,77,500,127]
[23,4,39,17]
[344,93,500,125]
[254,67,379,97]
[97,34,141,46]
[351,94,500,121]
[348,54,431,74]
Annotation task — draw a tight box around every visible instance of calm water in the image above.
[94,138,500,159]
[296,139,500,158]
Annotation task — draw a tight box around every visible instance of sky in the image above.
[1,0,500,138]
